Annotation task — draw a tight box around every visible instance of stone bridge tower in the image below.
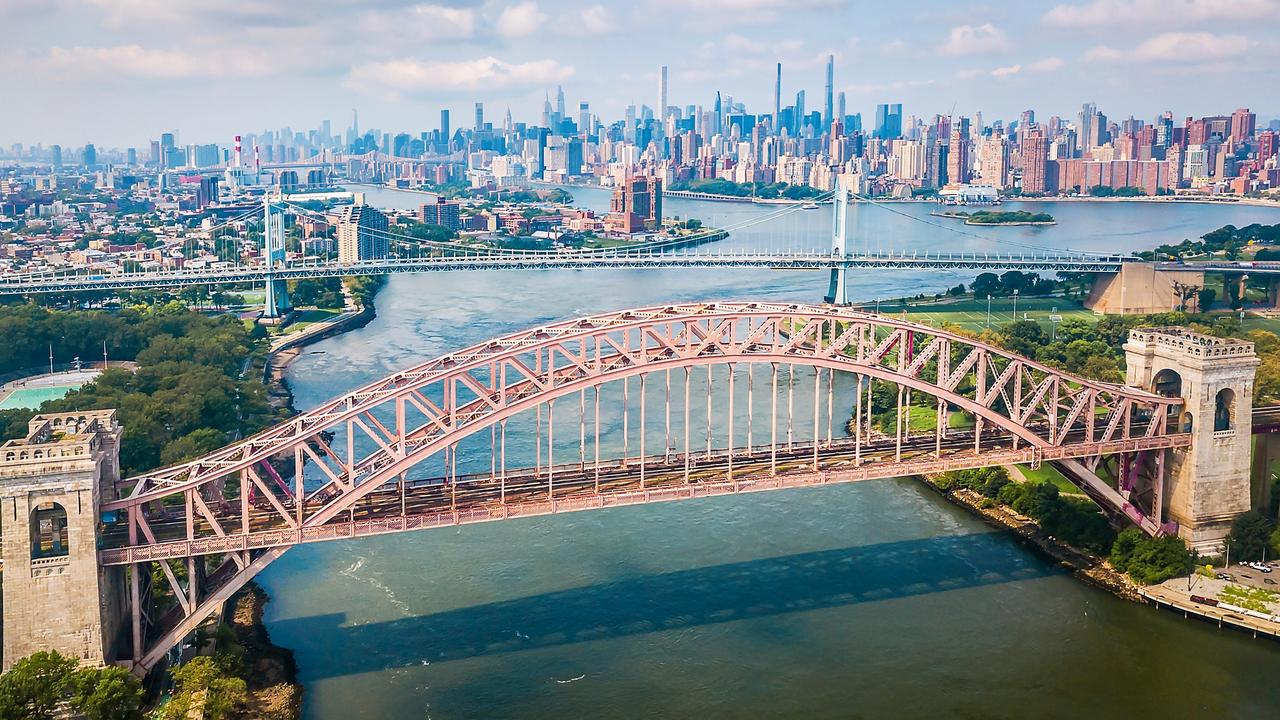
[1,410,126,670]
[1124,328,1258,553]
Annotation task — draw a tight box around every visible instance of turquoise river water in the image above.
[261,190,1280,718]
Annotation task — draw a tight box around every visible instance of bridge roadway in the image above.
[2,250,1134,295]
[100,422,1188,567]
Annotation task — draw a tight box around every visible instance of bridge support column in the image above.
[824,182,850,306]
[264,278,292,320]
[261,196,293,323]
[1124,328,1259,553]
[1,411,126,670]
[1267,277,1280,310]
[1252,433,1280,514]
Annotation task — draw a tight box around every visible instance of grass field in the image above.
[1242,316,1280,335]
[1016,463,1084,496]
[857,297,1098,334]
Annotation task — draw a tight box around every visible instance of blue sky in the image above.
[4,0,1278,146]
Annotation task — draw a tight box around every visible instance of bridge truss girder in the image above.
[98,302,1186,672]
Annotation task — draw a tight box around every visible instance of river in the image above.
[261,188,1280,719]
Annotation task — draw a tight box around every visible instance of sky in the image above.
[3,0,1278,148]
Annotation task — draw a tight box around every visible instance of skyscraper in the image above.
[947,116,971,184]
[823,54,834,128]
[1021,129,1050,194]
[82,144,96,168]
[874,104,902,139]
[659,65,668,120]
[556,85,566,120]
[1230,107,1256,142]
[440,109,450,149]
[337,202,389,264]
[773,63,782,135]
[474,102,484,131]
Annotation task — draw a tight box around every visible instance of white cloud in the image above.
[1027,56,1065,72]
[579,4,612,33]
[682,0,842,8]
[880,39,910,57]
[1086,32,1253,63]
[32,45,273,80]
[938,24,1010,56]
[657,0,844,25]
[495,2,547,38]
[991,64,1021,77]
[1044,0,1278,27]
[346,56,573,95]
[1134,31,1252,60]
[360,4,475,41]
[84,0,327,30]
[1083,46,1124,63]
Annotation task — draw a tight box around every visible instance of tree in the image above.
[1198,287,1217,311]
[162,656,247,720]
[68,666,144,720]
[1225,510,1276,562]
[0,651,78,720]
[1109,528,1196,585]
[160,428,229,466]
[999,320,1045,359]
[970,272,1001,299]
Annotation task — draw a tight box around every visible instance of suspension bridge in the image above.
[0,186,1148,312]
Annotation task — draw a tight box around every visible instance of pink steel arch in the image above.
[100,302,1188,671]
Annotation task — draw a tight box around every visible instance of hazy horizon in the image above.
[4,0,1279,147]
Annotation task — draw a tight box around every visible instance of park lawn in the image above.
[948,410,974,430]
[866,297,1098,334]
[898,405,943,433]
[1017,463,1084,496]
[270,308,342,335]
[581,236,639,249]
[1243,315,1280,335]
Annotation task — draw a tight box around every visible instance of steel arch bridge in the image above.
[101,302,1189,671]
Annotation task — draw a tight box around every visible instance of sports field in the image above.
[857,297,1099,333]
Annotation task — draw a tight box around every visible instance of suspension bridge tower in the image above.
[824,180,850,305]
[1124,327,1259,553]
[1,411,126,670]
[262,194,292,322]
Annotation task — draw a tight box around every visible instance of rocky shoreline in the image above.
[227,582,302,720]
[914,474,1143,602]
[224,286,384,719]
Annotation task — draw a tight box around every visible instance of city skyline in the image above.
[4,0,1279,146]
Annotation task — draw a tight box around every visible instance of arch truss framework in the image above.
[97,302,1188,671]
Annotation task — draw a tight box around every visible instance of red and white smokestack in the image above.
[234,135,243,168]
[253,145,260,175]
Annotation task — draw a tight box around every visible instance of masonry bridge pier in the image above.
[0,303,1269,674]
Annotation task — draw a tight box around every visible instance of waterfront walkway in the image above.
[1144,569,1280,639]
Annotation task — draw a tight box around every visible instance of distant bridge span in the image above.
[93,301,1188,671]
[0,250,1135,296]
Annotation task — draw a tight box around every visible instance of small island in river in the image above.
[931,210,1057,226]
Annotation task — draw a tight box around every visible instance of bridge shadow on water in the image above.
[274,530,1059,680]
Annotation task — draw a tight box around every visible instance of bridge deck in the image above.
[100,430,1188,566]
[3,251,1132,295]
